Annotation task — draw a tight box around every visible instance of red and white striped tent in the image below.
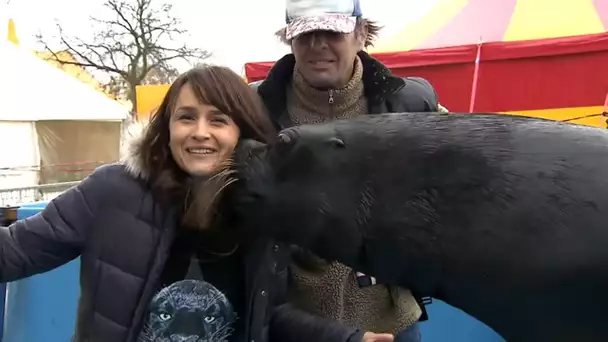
[244,0,608,127]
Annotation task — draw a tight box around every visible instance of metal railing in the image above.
[38,161,106,184]
[0,161,114,207]
[0,182,79,207]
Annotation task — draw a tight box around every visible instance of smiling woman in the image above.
[135,65,278,235]
[138,65,275,188]
[168,87,241,176]
[129,65,281,341]
[0,64,370,342]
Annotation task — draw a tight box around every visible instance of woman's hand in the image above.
[362,332,394,342]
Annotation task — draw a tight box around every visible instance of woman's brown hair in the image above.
[137,64,276,231]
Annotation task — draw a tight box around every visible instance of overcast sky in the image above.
[2,0,440,73]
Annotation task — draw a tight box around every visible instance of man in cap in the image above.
[250,0,444,341]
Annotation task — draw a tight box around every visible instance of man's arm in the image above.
[269,303,366,342]
[399,76,440,112]
[267,247,375,342]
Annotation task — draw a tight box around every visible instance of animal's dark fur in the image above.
[231,113,608,342]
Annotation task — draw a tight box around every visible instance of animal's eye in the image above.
[204,316,216,323]
[159,312,172,321]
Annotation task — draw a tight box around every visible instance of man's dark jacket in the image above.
[0,137,364,342]
[250,51,440,130]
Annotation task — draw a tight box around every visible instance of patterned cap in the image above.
[284,0,362,40]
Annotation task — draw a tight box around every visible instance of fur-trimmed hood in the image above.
[120,121,150,181]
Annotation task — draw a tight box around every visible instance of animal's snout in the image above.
[234,139,267,164]
[166,310,207,336]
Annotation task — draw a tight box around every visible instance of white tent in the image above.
[1,40,128,121]
[0,41,129,201]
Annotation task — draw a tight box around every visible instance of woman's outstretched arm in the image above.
[0,165,112,282]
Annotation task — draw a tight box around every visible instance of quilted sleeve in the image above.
[0,165,113,282]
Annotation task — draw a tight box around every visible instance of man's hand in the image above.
[362,332,394,342]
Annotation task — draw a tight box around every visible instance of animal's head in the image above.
[138,280,236,342]
[231,116,403,262]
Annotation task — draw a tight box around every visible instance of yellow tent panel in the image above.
[136,84,170,118]
[7,19,19,45]
[134,75,249,120]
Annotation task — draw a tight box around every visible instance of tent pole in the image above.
[469,37,483,113]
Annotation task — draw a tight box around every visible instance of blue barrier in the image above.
[14,201,48,218]
[3,201,80,342]
[0,282,4,341]
[1,201,504,342]
[420,299,504,341]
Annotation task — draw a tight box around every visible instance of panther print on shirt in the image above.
[137,279,237,342]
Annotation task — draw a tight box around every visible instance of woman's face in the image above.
[169,82,240,176]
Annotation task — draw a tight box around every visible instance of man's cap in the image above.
[284,0,362,40]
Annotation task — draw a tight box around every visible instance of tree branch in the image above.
[36,0,211,110]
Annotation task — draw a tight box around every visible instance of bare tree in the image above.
[37,0,211,111]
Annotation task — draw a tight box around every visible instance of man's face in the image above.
[291,30,363,89]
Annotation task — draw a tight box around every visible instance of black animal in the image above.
[230,113,608,342]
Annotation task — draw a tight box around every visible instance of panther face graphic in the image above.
[137,279,237,342]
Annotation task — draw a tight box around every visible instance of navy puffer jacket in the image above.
[0,137,364,342]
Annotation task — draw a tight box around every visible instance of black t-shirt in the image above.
[136,228,246,342]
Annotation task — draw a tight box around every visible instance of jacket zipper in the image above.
[125,210,177,341]
[328,89,334,117]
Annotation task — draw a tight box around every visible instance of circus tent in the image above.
[244,0,608,127]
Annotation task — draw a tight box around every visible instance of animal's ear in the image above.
[328,137,346,148]
[274,127,299,156]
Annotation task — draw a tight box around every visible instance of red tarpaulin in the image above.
[244,32,608,114]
